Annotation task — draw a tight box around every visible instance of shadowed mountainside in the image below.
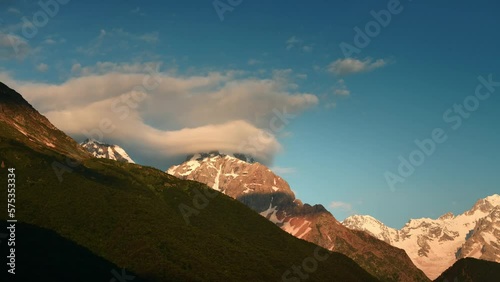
[0,221,148,282]
[433,257,500,282]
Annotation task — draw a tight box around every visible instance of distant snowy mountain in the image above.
[80,139,135,163]
[342,194,500,280]
[167,151,429,281]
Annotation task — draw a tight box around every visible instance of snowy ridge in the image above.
[342,215,399,244]
[186,151,255,164]
[343,194,500,280]
[80,139,135,164]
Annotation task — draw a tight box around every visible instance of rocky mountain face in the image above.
[343,195,500,280]
[167,152,430,282]
[0,82,89,160]
[81,139,135,163]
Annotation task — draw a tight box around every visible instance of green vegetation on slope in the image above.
[434,257,500,282]
[0,126,377,281]
[0,221,147,282]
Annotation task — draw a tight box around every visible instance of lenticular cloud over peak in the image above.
[0,66,318,167]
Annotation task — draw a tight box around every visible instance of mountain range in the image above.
[167,151,430,281]
[166,151,500,281]
[2,80,499,281]
[343,195,500,280]
[83,131,500,281]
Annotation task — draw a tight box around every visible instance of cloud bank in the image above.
[0,63,318,168]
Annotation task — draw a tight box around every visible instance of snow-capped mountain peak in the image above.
[80,139,135,164]
[438,212,455,220]
[465,194,500,215]
[167,151,285,195]
[342,215,399,244]
[342,195,500,280]
[485,194,500,205]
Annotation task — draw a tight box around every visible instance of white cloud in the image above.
[248,59,261,66]
[0,33,30,60]
[325,102,336,109]
[36,63,49,72]
[42,35,66,45]
[333,79,350,96]
[7,7,21,14]
[1,64,318,166]
[330,201,354,213]
[286,36,301,50]
[138,32,159,43]
[334,89,350,95]
[131,7,145,16]
[43,38,56,45]
[328,58,387,76]
[105,28,158,43]
[71,63,82,73]
[296,74,307,80]
[270,166,296,175]
[302,45,313,52]
[271,166,297,175]
[285,36,314,53]
[78,28,159,56]
[72,61,161,76]
[99,29,106,39]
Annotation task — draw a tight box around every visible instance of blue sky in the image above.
[1,0,499,228]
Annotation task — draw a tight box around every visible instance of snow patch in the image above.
[224,169,239,178]
[212,164,222,191]
[108,148,115,160]
[282,219,311,238]
[113,146,135,163]
[167,165,179,175]
[260,203,284,224]
[177,160,201,176]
